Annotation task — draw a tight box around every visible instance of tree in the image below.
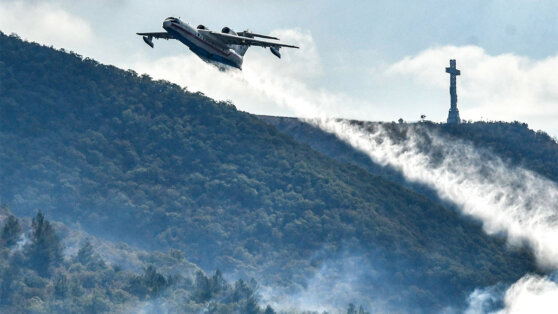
[193,271,211,303]
[75,239,106,271]
[241,295,260,314]
[126,265,168,299]
[358,305,370,314]
[347,303,369,314]
[76,239,94,265]
[143,265,167,297]
[1,215,21,247]
[347,303,356,314]
[25,211,62,276]
[54,273,68,298]
[210,269,227,295]
[233,278,261,314]
[232,278,260,314]
[0,266,15,305]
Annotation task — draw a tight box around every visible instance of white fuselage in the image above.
[162,18,244,69]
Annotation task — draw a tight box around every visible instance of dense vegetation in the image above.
[437,121,558,182]
[258,116,412,190]
[261,117,558,189]
[0,32,539,311]
[0,209,279,313]
[260,115,558,235]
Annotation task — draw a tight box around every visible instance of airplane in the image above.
[137,17,300,70]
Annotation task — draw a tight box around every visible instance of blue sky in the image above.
[2,0,558,136]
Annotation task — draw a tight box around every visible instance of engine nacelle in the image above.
[270,46,281,59]
[221,27,237,35]
[143,36,154,48]
[197,25,207,30]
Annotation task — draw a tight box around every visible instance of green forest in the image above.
[437,121,558,182]
[261,117,558,209]
[0,208,282,313]
[0,32,549,312]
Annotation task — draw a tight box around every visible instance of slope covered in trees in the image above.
[0,209,277,313]
[436,122,558,182]
[260,117,558,198]
[0,32,538,311]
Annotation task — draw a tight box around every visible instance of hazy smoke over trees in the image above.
[309,119,558,312]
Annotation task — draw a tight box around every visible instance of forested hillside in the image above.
[436,122,558,182]
[0,208,276,313]
[259,117,558,201]
[0,32,538,312]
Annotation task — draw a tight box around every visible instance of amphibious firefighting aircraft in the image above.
[137,17,299,70]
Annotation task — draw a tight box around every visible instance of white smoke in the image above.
[13,232,29,252]
[466,273,558,314]
[310,121,558,269]
[260,249,384,313]
[498,274,558,314]
[303,120,558,312]
[465,285,503,314]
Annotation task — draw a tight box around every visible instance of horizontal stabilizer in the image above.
[202,30,299,49]
[239,31,279,40]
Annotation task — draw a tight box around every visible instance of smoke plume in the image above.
[311,120,558,269]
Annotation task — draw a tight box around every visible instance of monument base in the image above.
[447,109,461,124]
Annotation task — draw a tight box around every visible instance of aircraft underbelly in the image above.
[166,26,242,69]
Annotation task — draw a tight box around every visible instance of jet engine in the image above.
[221,27,237,35]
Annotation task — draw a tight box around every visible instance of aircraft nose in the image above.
[163,20,172,28]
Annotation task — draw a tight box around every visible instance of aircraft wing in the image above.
[201,30,299,49]
[136,32,174,40]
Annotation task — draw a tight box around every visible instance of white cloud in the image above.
[266,28,323,79]
[0,1,95,51]
[387,45,558,136]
